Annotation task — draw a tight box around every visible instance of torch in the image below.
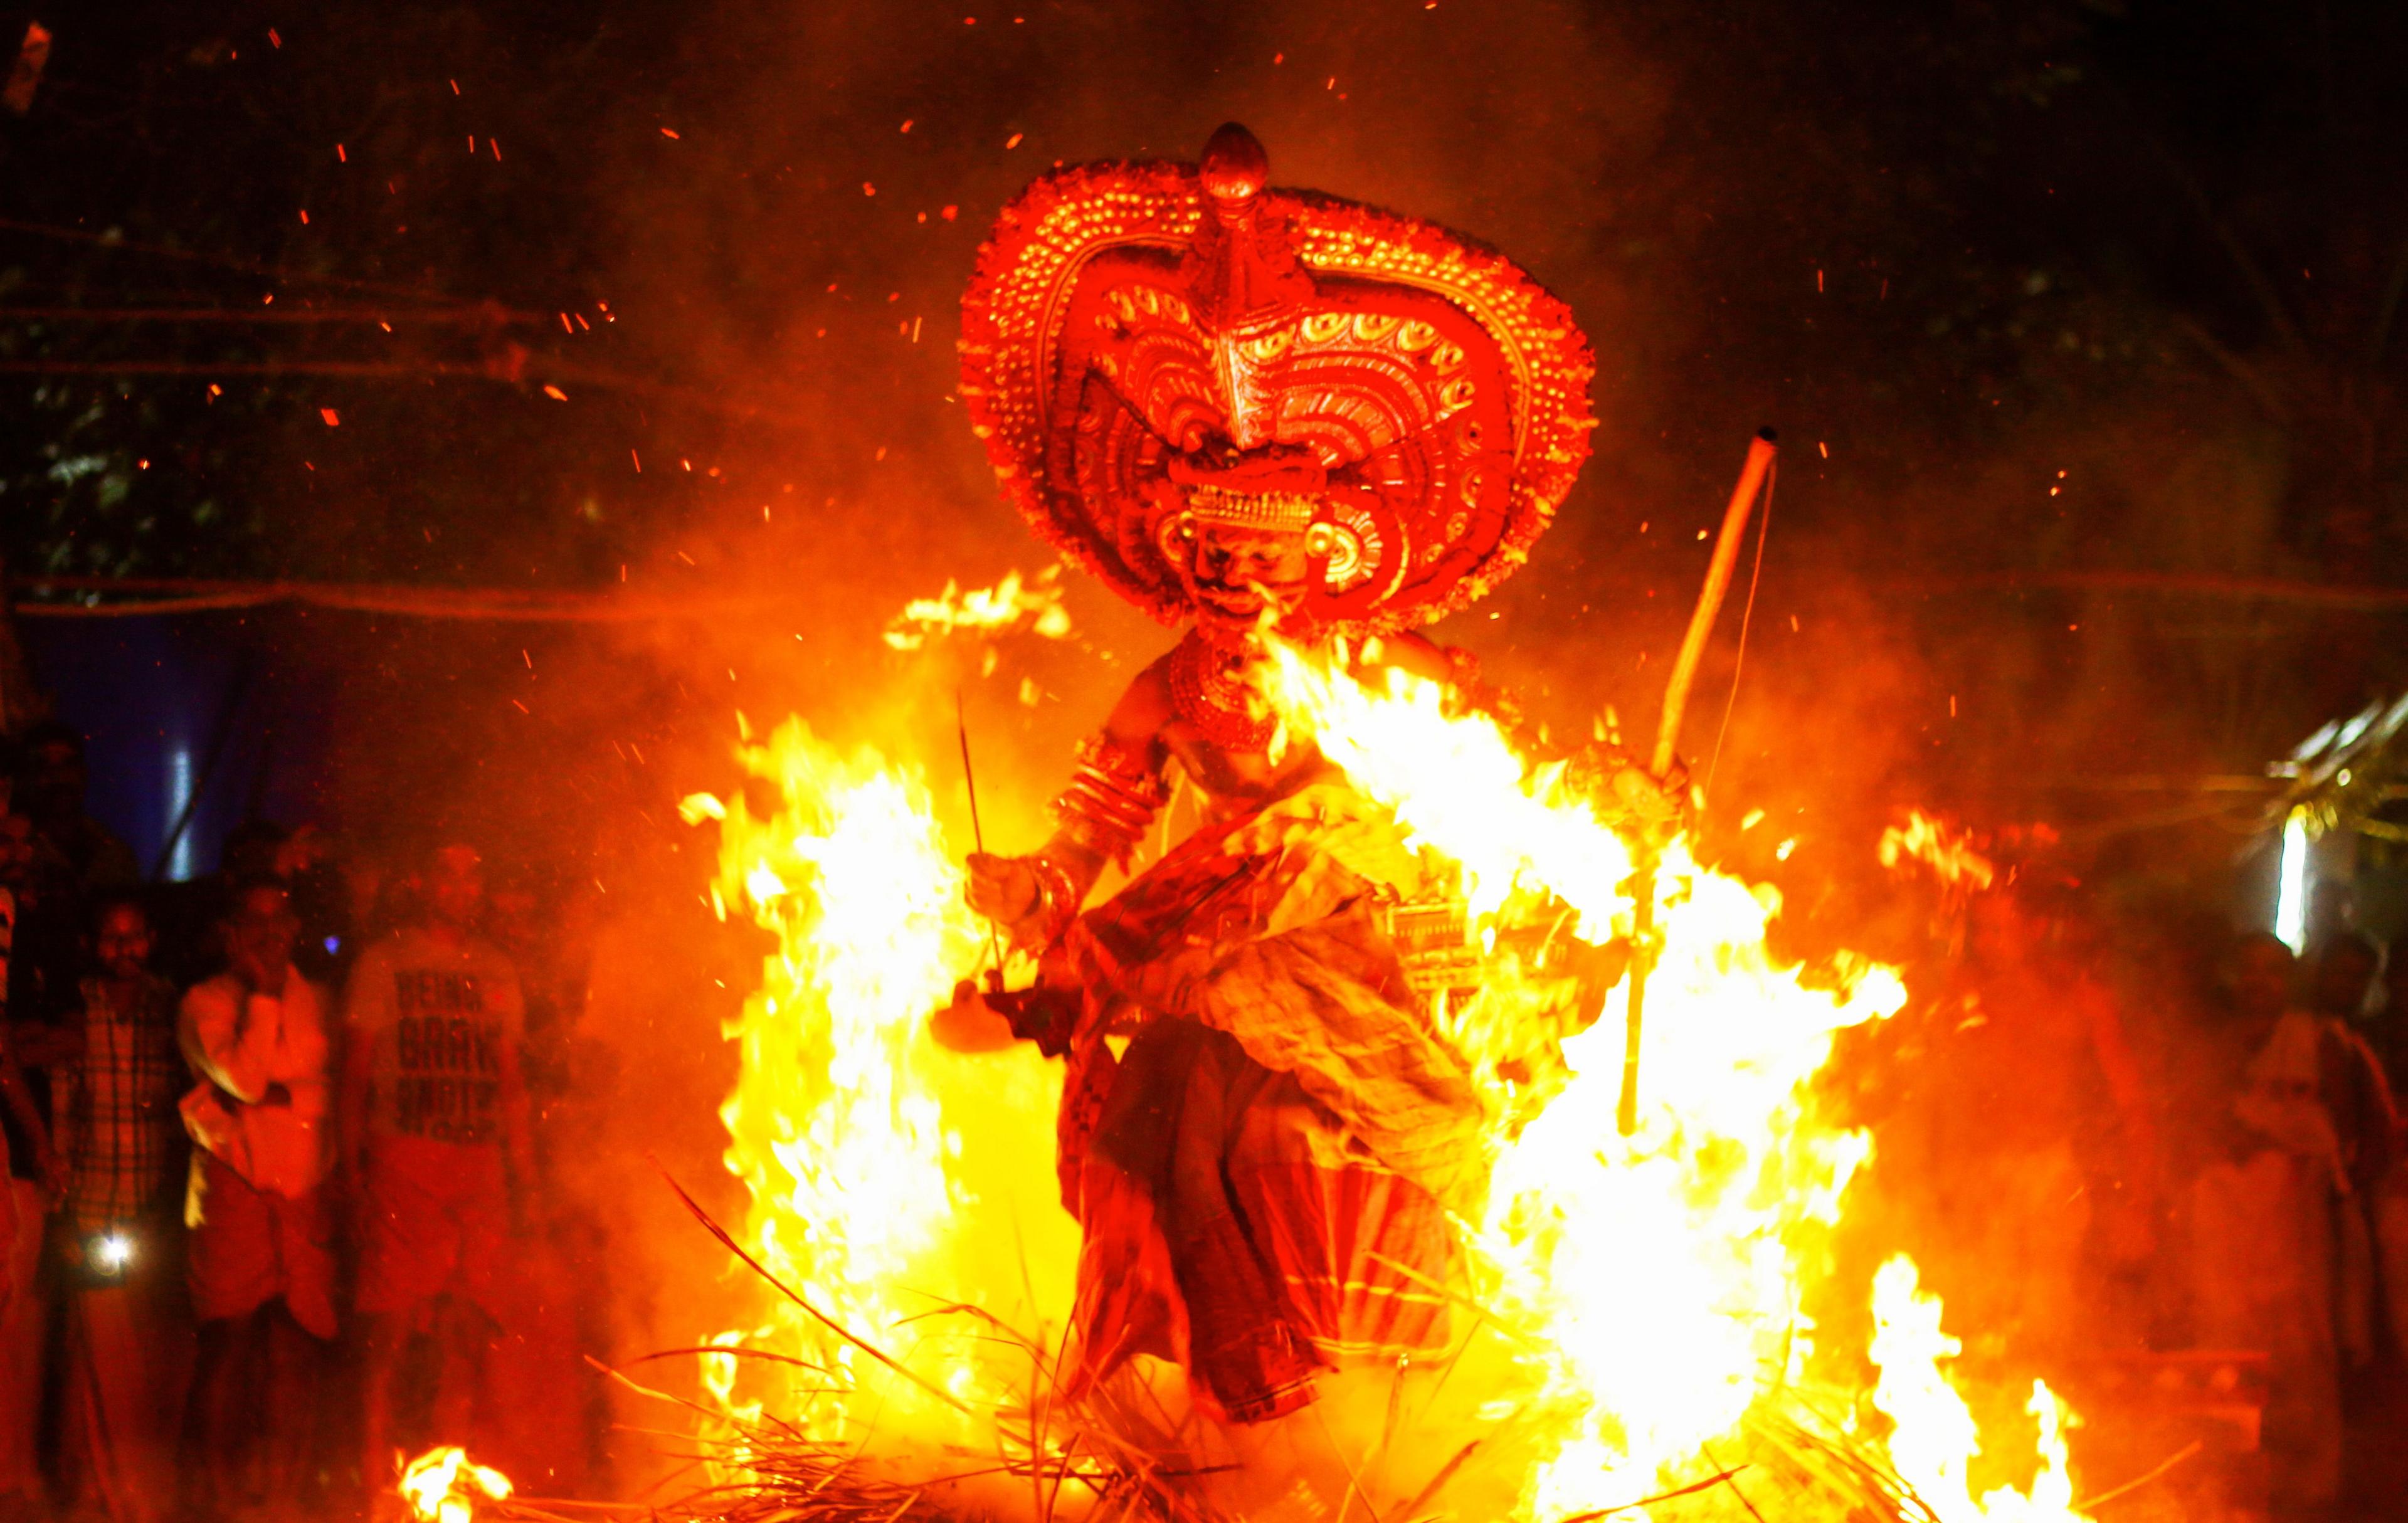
[1616,428,1778,1136]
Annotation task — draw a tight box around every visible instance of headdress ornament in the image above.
[959,123,1596,635]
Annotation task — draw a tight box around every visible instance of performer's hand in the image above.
[1568,745,1691,848]
[966,851,1040,925]
[1610,757,1689,838]
[930,979,1020,1053]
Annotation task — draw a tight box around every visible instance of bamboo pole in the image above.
[1617,429,1778,1136]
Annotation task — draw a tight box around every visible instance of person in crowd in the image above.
[274,823,355,988]
[2308,933,2380,1028]
[2373,941,2408,1372]
[342,843,536,1502]
[12,722,137,893]
[2377,937,2408,1096]
[2185,931,2398,1515]
[178,880,337,1515]
[0,777,63,1523]
[54,896,191,1521]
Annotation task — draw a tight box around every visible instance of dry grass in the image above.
[472,1173,1958,1523]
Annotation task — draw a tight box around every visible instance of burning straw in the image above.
[558,1184,1970,1523]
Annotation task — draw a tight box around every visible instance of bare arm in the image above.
[495,1037,537,1203]
[335,952,387,1183]
[966,661,1172,946]
[179,983,277,1103]
[335,1015,374,1185]
[0,1050,56,1193]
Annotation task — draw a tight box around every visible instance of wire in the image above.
[0,305,539,326]
[0,215,524,310]
[1703,458,1775,800]
[0,355,811,427]
[4,575,794,623]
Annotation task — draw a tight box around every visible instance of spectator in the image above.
[177,880,336,1515]
[2379,942,2408,1368]
[342,843,536,1500]
[2186,931,2398,1513]
[2380,940,2408,1101]
[2309,933,2380,1026]
[146,819,290,992]
[55,896,190,1522]
[0,778,62,1523]
[275,824,355,988]
[12,722,137,893]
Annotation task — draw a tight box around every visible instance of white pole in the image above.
[2274,810,2310,953]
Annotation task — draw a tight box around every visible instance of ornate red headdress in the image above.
[959,123,1596,636]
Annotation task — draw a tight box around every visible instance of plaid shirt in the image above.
[61,974,189,1232]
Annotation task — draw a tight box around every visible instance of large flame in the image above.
[679,645,2101,1522]
[1871,1257,2083,1523]
[1269,645,1906,1512]
[678,716,1073,1456]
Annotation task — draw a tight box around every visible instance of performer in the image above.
[939,124,1665,1432]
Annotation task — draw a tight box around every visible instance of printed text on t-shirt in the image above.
[388,970,505,1144]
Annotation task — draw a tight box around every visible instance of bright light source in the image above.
[94,1233,132,1272]
[167,746,194,882]
[2274,810,2310,953]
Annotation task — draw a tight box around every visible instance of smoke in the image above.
[254,0,2371,1505]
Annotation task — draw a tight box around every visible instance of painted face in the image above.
[1168,517,1314,636]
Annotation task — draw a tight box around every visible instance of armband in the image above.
[1047,732,1170,868]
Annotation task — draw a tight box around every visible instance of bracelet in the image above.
[1048,732,1169,868]
[1022,851,1084,947]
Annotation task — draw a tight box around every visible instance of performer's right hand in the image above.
[966,851,1040,924]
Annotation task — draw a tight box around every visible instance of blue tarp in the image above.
[20,613,337,882]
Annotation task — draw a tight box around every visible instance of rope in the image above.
[6,576,788,623]
[0,215,534,312]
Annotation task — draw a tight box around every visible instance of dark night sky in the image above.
[1,0,2404,907]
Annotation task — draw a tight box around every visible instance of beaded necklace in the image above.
[1167,631,1276,752]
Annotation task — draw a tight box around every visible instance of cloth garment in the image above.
[352,1132,512,1318]
[0,1176,46,1507]
[344,930,525,1146]
[1045,783,1482,1423]
[177,973,331,1199]
[61,975,188,1235]
[184,1147,336,1339]
[58,1208,191,1523]
[2379,1167,2408,1365]
[2188,1009,2400,1510]
[1,880,71,1185]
